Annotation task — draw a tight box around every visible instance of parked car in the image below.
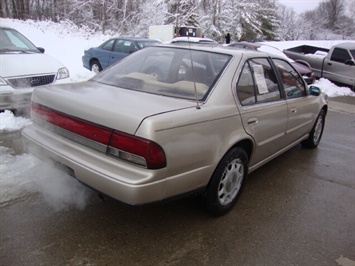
[82,38,161,73]
[22,45,327,216]
[228,42,316,84]
[170,37,217,44]
[0,27,69,111]
[283,42,355,89]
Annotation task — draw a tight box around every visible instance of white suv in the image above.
[0,27,69,111]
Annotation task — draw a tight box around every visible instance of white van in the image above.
[0,27,69,111]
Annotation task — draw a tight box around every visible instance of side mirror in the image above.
[345,59,354,66]
[37,47,45,53]
[309,85,321,96]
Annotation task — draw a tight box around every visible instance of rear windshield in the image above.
[92,47,231,101]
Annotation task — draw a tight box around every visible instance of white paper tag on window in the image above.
[253,65,268,94]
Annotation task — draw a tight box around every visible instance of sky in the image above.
[0,18,354,210]
[279,0,323,13]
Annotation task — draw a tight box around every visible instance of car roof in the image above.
[335,42,355,50]
[171,37,216,43]
[107,37,161,42]
[228,42,296,61]
[158,43,281,59]
[229,42,260,49]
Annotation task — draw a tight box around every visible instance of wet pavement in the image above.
[328,96,355,114]
[0,98,354,266]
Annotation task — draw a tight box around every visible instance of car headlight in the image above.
[0,77,8,86]
[57,67,70,80]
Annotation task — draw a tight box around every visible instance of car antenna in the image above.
[187,36,201,110]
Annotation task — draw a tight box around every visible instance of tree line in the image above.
[1,0,354,42]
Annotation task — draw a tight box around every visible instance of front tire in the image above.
[204,147,248,216]
[301,109,325,148]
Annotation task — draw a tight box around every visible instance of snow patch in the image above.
[0,146,39,204]
[314,78,355,97]
[0,110,32,132]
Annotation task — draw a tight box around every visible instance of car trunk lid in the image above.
[31,80,197,135]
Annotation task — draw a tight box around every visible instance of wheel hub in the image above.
[218,159,244,206]
[226,172,237,192]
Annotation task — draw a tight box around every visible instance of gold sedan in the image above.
[22,45,328,216]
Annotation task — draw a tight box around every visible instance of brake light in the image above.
[108,130,166,169]
[31,103,166,169]
[31,103,112,145]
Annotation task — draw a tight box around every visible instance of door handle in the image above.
[290,108,297,114]
[247,118,258,125]
[327,62,332,66]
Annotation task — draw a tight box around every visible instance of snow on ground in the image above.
[314,78,355,97]
[0,18,354,209]
[0,110,32,131]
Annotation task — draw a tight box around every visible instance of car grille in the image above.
[7,75,56,88]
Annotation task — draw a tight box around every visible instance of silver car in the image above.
[22,45,328,216]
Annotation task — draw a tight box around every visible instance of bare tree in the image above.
[348,0,355,19]
[277,4,300,40]
[1,0,354,40]
[319,0,345,29]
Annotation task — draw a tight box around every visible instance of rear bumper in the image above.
[81,55,91,70]
[22,124,168,205]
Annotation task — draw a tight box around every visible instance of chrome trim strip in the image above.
[33,117,108,153]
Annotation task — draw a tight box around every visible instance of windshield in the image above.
[350,49,355,59]
[93,47,231,101]
[0,28,40,53]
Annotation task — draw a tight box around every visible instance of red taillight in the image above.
[31,103,166,169]
[108,131,166,169]
[31,103,112,145]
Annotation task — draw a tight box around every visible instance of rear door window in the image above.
[236,58,281,105]
[114,40,136,54]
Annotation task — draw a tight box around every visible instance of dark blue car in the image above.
[82,38,161,73]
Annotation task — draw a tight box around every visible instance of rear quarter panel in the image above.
[135,104,251,198]
[92,48,111,69]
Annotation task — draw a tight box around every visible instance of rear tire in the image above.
[301,109,325,148]
[203,147,248,216]
[90,60,102,73]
